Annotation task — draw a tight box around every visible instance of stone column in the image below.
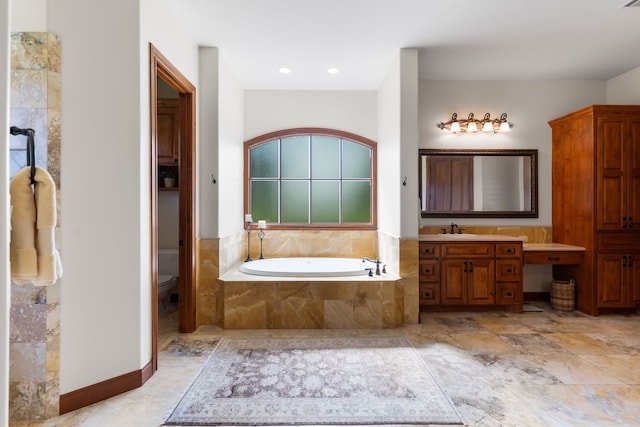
[9,32,61,421]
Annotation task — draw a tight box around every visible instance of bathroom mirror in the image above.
[419,149,538,218]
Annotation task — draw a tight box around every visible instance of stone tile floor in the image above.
[12,302,640,426]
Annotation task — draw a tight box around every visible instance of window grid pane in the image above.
[281,180,310,223]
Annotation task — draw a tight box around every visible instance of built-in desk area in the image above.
[523,243,585,265]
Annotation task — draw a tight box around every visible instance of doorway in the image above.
[150,44,196,373]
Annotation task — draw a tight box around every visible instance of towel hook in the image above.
[10,126,36,185]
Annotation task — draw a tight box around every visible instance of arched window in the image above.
[244,128,377,229]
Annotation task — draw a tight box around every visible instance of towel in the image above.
[10,166,63,286]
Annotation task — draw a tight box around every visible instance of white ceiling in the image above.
[168,0,640,90]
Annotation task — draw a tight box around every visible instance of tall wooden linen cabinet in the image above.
[549,105,640,315]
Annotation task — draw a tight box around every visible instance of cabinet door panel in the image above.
[597,254,626,307]
[157,99,179,165]
[467,259,495,305]
[597,117,626,230]
[442,260,466,304]
[630,254,640,305]
[630,120,640,230]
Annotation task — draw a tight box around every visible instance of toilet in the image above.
[158,248,179,313]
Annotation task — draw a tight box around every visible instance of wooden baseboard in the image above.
[59,360,153,415]
[524,291,549,301]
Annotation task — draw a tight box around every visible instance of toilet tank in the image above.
[158,248,179,276]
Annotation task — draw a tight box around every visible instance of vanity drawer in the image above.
[442,243,494,258]
[496,243,522,258]
[523,251,583,265]
[419,260,440,282]
[419,284,440,305]
[496,283,521,305]
[496,260,522,281]
[419,243,440,258]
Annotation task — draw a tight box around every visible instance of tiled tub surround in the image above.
[218,270,403,329]
[196,230,387,328]
[216,229,422,329]
[9,32,62,421]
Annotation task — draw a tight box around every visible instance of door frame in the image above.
[150,44,197,372]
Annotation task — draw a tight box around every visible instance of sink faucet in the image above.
[363,257,382,275]
[450,222,458,234]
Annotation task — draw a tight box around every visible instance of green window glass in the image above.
[250,181,279,223]
[281,136,309,178]
[247,130,375,228]
[311,136,340,178]
[311,181,340,223]
[281,181,309,223]
[250,140,278,178]
[343,181,371,223]
[343,140,371,179]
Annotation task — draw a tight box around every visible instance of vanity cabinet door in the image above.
[441,260,466,304]
[466,259,495,305]
[441,259,494,305]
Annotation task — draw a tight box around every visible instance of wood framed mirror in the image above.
[419,149,538,218]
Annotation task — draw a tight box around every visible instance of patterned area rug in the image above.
[164,336,463,426]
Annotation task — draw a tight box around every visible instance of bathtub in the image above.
[239,257,378,277]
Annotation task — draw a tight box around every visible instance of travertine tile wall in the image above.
[198,230,419,329]
[9,32,61,421]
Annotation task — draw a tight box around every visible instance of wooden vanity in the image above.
[419,236,586,313]
[419,234,524,313]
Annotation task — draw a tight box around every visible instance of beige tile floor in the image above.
[12,302,640,426]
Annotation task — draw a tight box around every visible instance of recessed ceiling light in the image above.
[279,67,291,74]
[327,68,340,74]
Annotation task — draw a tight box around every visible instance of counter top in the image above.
[523,243,585,252]
[419,234,523,242]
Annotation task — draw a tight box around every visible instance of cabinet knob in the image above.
[507,268,513,273]
[506,292,513,297]
[425,268,430,273]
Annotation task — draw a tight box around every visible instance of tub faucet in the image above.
[363,257,382,275]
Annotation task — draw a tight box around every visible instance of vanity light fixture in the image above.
[437,112,513,133]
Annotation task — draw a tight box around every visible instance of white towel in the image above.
[10,166,63,286]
